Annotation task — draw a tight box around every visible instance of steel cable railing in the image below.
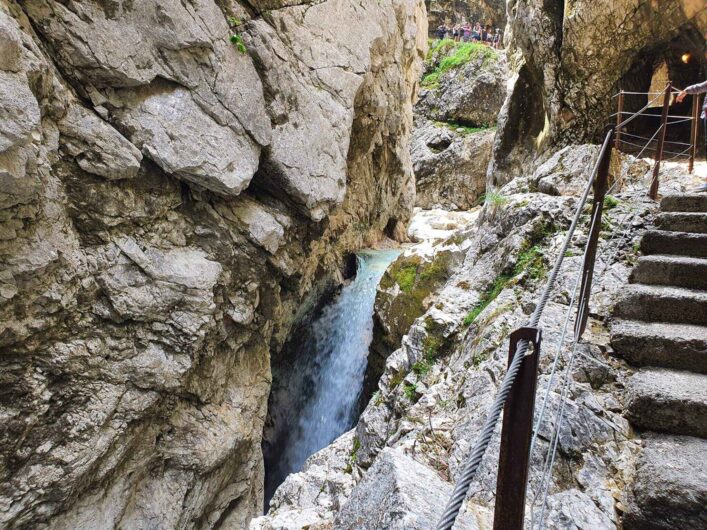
[437,82,698,529]
[435,130,615,530]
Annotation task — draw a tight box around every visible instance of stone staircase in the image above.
[609,193,707,530]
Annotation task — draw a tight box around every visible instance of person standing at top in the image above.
[462,21,472,42]
[452,24,460,42]
[436,23,447,40]
[676,80,707,192]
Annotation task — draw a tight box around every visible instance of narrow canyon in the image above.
[1,1,705,530]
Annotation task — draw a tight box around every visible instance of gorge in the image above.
[1,1,706,530]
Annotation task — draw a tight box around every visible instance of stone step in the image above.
[661,193,707,213]
[630,254,707,289]
[624,434,707,530]
[613,284,707,326]
[610,319,707,374]
[655,212,707,234]
[640,230,707,258]
[626,368,707,438]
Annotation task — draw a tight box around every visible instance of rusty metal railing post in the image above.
[575,129,614,340]
[689,94,700,174]
[615,90,624,152]
[649,82,671,200]
[493,327,542,530]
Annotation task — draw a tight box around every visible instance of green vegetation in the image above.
[390,370,406,388]
[434,120,493,135]
[422,42,499,88]
[227,16,242,27]
[392,264,418,293]
[603,195,620,210]
[403,382,419,402]
[344,436,362,474]
[482,191,509,206]
[463,272,510,327]
[426,38,457,61]
[412,358,432,377]
[462,221,554,327]
[230,34,247,54]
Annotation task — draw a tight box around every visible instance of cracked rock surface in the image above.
[0,0,426,528]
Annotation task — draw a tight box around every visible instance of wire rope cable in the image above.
[435,131,615,530]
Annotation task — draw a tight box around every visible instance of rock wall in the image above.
[0,1,426,528]
[427,0,506,29]
[490,0,706,187]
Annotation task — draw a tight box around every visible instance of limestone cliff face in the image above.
[490,0,706,187]
[0,1,425,528]
[427,0,506,29]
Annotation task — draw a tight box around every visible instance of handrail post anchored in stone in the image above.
[493,326,543,530]
[615,90,624,152]
[575,127,614,341]
[689,93,700,174]
[649,81,672,200]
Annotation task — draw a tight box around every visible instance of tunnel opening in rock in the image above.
[262,249,400,509]
[617,25,705,157]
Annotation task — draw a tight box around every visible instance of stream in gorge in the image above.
[263,249,401,505]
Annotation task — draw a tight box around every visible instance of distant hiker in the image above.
[493,29,502,48]
[676,80,707,192]
[436,24,447,40]
[471,23,481,41]
[462,22,472,42]
[452,24,460,42]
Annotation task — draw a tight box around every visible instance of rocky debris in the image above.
[0,0,426,528]
[623,434,707,530]
[411,120,493,209]
[489,0,706,186]
[250,431,357,530]
[417,45,507,127]
[529,144,601,196]
[335,447,478,530]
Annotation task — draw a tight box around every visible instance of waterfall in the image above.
[265,249,400,503]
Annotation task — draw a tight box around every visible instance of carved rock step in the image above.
[624,434,707,530]
[640,230,707,258]
[626,368,707,438]
[655,212,707,234]
[630,254,707,289]
[610,319,707,373]
[613,284,707,326]
[660,193,707,213]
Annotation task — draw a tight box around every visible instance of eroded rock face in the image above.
[490,0,707,187]
[427,0,507,29]
[0,1,426,528]
[412,120,493,209]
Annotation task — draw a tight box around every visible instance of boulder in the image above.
[416,44,507,127]
[412,119,493,209]
[335,447,477,530]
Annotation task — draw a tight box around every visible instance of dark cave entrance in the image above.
[616,25,706,158]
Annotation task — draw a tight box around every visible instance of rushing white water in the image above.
[276,249,400,482]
